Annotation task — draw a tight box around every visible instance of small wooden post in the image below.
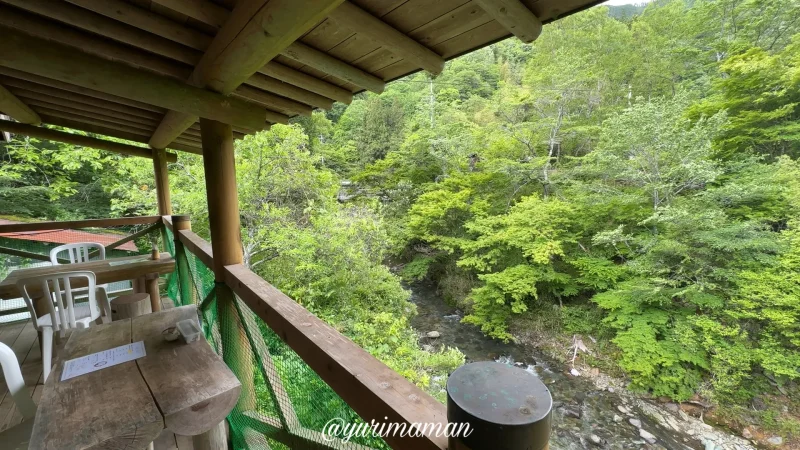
[447,362,552,450]
[199,118,256,448]
[152,147,172,216]
[152,146,172,253]
[172,215,199,306]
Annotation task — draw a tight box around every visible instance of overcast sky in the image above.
[602,0,653,5]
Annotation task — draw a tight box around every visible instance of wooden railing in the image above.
[0,215,554,449]
[163,215,448,450]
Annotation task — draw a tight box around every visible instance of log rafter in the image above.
[0,83,41,125]
[0,26,266,131]
[149,0,345,150]
[0,118,177,161]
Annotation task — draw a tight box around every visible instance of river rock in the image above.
[639,428,656,444]
[665,402,680,413]
[767,436,783,446]
[570,368,581,376]
[704,441,716,450]
[562,408,582,419]
[588,434,603,446]
[617,405,630,414]
[629,418,642,428]
[741,428,753,439]
[613,414,623,423]
[426,331,440,338]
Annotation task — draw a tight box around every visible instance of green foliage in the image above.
[8,0,800,421]
[334,0,800,409]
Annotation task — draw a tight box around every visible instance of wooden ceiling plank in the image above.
[0,3,191,80]
[0,118,178,162]
[358,2,493,74]
[232,86,313,117]
[0,26,266,131]
[329,2,445,75]
[244,73,334,110]
[0,67,166,114]
[473,0,542,43]
[259,62,353,104]
[151,0,344,149]
[1,0,200,66]
[148,0,230,29]
[0,83,41,125]
[65,0,214,50]
[281,42,385,93]
[431,19,508,58]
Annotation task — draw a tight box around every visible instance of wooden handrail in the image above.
[225,263,448,450]
[176,230,214,269]
[0,216,162,233]
[163,218,449,449]
[162,215,174,232]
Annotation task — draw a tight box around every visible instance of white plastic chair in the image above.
[16,271,111,381]
[49,243,111,319]
[49,242,105,265]
[0,342,36,449]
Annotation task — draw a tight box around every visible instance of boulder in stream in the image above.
[639,428,657,444]
[588,434,604,446]
[426,331,440,338]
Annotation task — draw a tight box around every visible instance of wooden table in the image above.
[29,305,241,450]
[0,253,175,313]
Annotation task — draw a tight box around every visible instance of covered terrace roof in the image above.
[0,0,601,158]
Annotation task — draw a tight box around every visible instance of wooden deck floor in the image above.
[0,298,195,450]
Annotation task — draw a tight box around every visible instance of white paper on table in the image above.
[61,341,146,381]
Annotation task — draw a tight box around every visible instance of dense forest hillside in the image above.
[2,0,800,443]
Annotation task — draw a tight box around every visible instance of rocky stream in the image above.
[408,283,759,450]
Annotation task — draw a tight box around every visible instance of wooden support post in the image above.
[199,118,255,448]
[153,146,172,253]
[172,215,199,306]
[153,147,173,216]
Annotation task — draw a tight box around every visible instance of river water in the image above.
[407,282,712,450]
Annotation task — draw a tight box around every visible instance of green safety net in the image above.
[164,227,389,450]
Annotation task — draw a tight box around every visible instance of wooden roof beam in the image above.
[31,107,155,136]
[328,2,445,75]
[233,86,313,117]
[244,73,334,110]
[474,0,543,43]
[0,26,266,132]
[150,0,345,149]
[19,97,158,128]
[281,42,385,94]
[65,0,352,104]
[259,62,352,104]
[6,86,162,122]
[39,115,201,155]
[0,67,166,114]
[0,83,40,125]
[0,118,177,162]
